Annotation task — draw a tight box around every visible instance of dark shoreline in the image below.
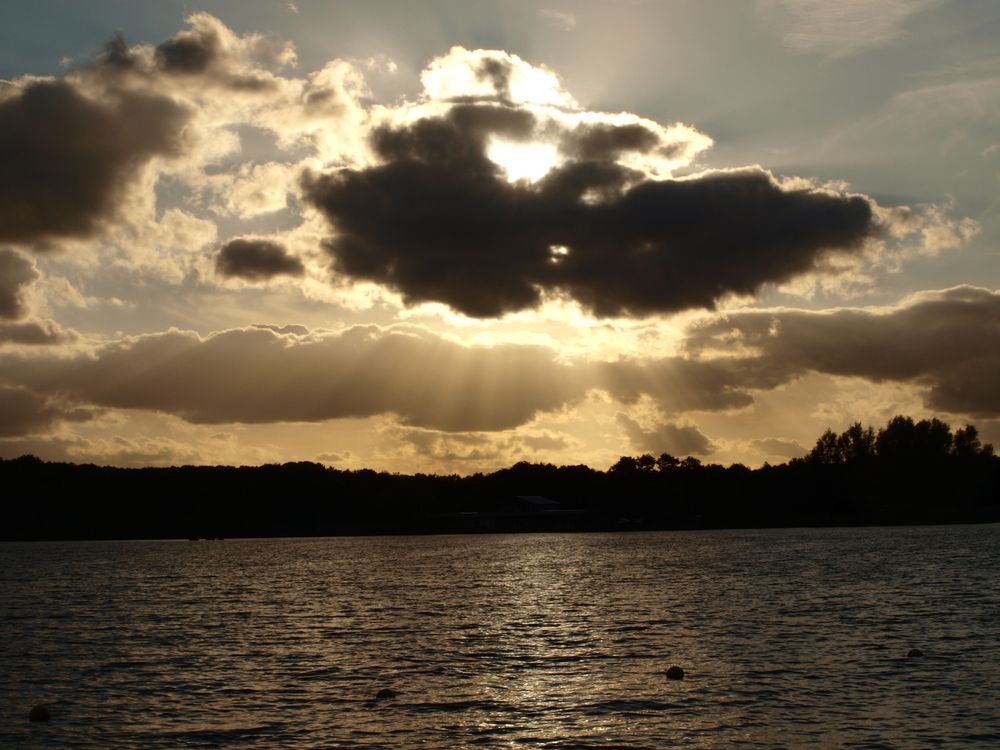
[4,447,997,541]
[5,519,999,545]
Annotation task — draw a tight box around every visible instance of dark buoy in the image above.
[666,666,685,680]
[907,648,923,658]
[375,688,399,701]
[28,705,50,722]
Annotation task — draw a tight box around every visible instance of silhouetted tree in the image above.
[808,429,840,464]
[953,424,994,457]
[636,454,656,472]
[837,422,875,462]
[610,456,639,474]
[875,416,918,461]
[656,453,680,471]
[2,416,997,540]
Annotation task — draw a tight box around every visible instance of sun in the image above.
[486,138,561,183]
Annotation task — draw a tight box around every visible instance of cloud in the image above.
[0,14,364,275]
[759,0,934,58]
[599,356,777,413]
[315,451,347,463]
[420,47,577,108]
[0,325,588,432]
[541,9,577,31]
[0,320,786,435]
[216,237,306,280]
[7,284,993,441]
[616,413,715,456]
[304,98,879,317]
[687,285,1000,417]
[389,424,575,465]
[0,385,89,437]
[0,320,74,346]
[126,12,298,92]
[0,249,38,319]
[750,437,806,459]
[558,121,663,161]
[0,249,75,345]
[0,79,189,247]
[156,28,218,75]
[211,161,295,218]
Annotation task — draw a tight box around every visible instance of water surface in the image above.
[2,525,998,748]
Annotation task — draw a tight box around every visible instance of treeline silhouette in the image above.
[2,416,997,540]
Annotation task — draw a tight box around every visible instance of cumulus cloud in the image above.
[687,285,1000,417]
[0,11,370,284]
[0,249,76,345]
[299,45,892,319]
[616,413,715,456]
[216,237,306,280]
[0,80,188,247]
[106,12,297,92]
[304,103,878,317]
[420,47,577,108]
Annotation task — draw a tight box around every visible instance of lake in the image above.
[2,525,999,748]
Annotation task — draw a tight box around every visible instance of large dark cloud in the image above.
[0,249,37,319]
[216,238,305,280]
[0,320,798,432]
[687,286,1000,417]
[0,325,588,431]
[0,80,188,246]
[303,103,879,318]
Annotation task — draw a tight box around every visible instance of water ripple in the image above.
[1,525,999,748]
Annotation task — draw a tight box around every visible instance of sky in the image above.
[0,0,998,472]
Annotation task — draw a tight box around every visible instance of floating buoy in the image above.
[375,688,399,700]
[666,666,685,680]
[28,705,50,722]
[907,648,923,658]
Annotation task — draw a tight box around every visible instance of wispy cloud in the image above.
[541,8,577,31]
[759,0,935,58]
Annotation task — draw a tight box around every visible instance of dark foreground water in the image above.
[2,526,999,749]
